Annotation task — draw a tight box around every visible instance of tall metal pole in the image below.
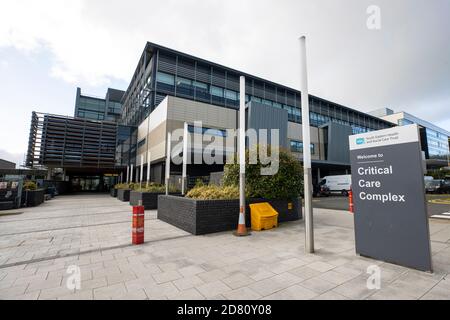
[126,166,129,184]
[146,110,151,188]
[147,151,151,188]
[140,155,144,185]
[300,36,314,253]
[165,132,172,195]
[130,164,134,184]
[234,76,250,236]
[182,122,189,195]
[239,76,246,213]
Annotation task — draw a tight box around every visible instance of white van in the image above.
[320,175,352,196]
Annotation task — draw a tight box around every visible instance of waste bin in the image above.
[249,202,279,231]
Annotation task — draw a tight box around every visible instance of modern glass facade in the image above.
[75,88,125,123]
[115,125,137,167]
[290,140,315,155]
[394,114,449,161]
[120,42,393,135]
[426,128,449,160]
[370,108,449,167]
[76,95,107,121]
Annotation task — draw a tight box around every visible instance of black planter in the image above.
[157,196,302,235]
[117,189,131,202]
[129,191,181,210]
[110,188,118,198]
[22,189,45,207]
[0,189,19,210]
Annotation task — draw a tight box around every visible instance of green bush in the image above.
[223,146,303,200]
[186,185,239,200]
[23,181,37,191]
[114,183,134,190]
[134,183,179,193]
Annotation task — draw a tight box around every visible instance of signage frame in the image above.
[349,124,433,272]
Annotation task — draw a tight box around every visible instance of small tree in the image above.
[223,146,304,200]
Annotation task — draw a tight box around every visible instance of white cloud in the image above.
[0,0,449,128]
[0,0,141,86]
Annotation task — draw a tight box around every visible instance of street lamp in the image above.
[299,36,315,253]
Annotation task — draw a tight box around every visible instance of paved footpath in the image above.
[0,194,450,300]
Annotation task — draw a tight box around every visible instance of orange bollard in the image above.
[132,205,145,245]
[234,205,251,237]
[349,190,354,214]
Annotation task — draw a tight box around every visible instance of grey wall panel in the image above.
[247,102,288,149]
[326,122,353,164]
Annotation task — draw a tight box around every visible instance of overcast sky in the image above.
[1,0,449,167]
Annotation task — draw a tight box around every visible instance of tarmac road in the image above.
[312,194,450,217]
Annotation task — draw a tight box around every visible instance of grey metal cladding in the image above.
[326,122,353,164]
[247,101,288,148]
[107,88,125,102]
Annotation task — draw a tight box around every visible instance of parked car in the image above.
[320,175,352,196]
[424,176,434,185]
[425,179,450,194]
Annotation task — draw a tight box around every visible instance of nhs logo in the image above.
[356,138,366,145]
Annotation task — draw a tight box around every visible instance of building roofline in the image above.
[384,111,450,136]
[124,41,395,127]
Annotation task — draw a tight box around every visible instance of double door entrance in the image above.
[71,176,102,192]
[71,176,117,193]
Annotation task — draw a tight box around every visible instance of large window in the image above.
[285,105,301,123]
[194,81,209,101]
[176,76,194,96]
[188,125,227,137]
[137,138,146,149]
[210,86,224,97]
[225,89,238,101]
[156,72,175,92]
[290,140,315,155]
[426,128,449,158]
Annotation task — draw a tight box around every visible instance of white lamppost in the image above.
[165,132,172,195]
[147,151,151,188]
[234,76,250,236]
[140,155,144,185]
[300,36,314,253]
[182,122,189,195]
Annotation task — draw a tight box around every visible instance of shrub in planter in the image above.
[115,183,134,202]
[134,183,179,193]
[223,146,304,200]
[186,185,239,200]
[23,181,37,191]
[115,183,134,190]
[158,146,303,235]
[21,181,45,207]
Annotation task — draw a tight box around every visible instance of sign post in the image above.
[349,124,432,272]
